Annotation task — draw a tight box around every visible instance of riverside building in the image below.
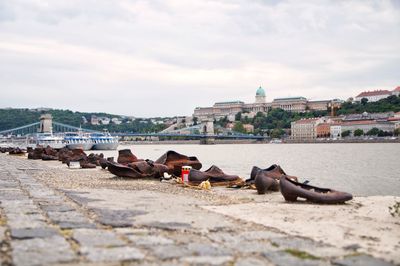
[291,112,398,140]
[354,86,400,102]
[193,86,341,121]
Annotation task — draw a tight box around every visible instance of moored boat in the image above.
[64,132,93,150]
[90,130,119,150]
[28,133,66,149]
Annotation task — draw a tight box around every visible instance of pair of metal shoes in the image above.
[250,164,353,204]
[188,165,244,186]
[279,176,353,204]
[247,164,297,194]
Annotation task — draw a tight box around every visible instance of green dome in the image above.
[256,86,265,97]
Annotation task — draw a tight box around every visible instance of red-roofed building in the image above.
[392,86,400,97]
[354,90,392,102]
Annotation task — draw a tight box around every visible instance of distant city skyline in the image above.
[0,0,399,117]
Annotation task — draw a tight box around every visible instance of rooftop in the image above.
[273,97,307,101]
[256,86,266,97]
[293,118,320,124]
[356,90,391,98]
[214,101,244,106]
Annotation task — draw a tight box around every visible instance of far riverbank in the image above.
[121,138,400,145]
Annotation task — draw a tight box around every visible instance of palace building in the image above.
[193,86,342,121]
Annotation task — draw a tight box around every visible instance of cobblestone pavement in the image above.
[0,154,396,266]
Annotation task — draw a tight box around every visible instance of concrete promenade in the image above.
[0,154,398,266]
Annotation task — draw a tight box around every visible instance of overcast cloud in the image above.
[0,0,399,117]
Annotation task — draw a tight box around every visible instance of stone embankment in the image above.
[0,154,399,265]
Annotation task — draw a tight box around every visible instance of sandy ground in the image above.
[9,155,400,264]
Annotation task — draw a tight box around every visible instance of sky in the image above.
[0,0,399,117]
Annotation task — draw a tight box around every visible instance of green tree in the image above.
[354,129,364,137]
[341,130,351,138]
[366,127,380,136]
[270,128,284,138]
[235,112,242,121]
[394,128,400,136]
[193,117,198,125]
[337,95,400,115]
[361,98,369,105]
[233,121,246,134]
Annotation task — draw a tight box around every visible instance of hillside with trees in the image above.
[217,95,400,137]
[0,108,167,133]
[338,95,400,114]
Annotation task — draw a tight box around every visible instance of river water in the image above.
[101,143,400,197]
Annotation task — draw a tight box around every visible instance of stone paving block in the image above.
[114,228,150,236]
[150,244,192,260]
[12,235,76,266]
[207,231,242,244]
[186,242,232,256]
[81,246,145,262]
[0,226,6,243]
[40,204,75,212]
[262,250,329,266]
[58,222,96,229]
[224,239,277,254]
[6,213,48,229]
[180,255,234,265]
[0,191,29,200]
[47,211,90,224]
[91,208,147,227]
[234,257,274,266]
[146,221,192,231]
[47,210,96,229]
[238,230,286,241]
[72,229,126,247]
[332,254,395,266]
[127,235,174,246]
[10,227,59,239]
[1,201,40,215]
[270,236,347,257]
[62,190,103,205]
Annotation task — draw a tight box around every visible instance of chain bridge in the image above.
[0,119,267,141]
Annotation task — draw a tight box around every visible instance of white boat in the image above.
[90,130,119,150]
[64,132,93,150]
[269,138,283,144]
[28,132,66,149]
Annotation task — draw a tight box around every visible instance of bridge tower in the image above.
[39,114,53,133]
[199,119,215,145]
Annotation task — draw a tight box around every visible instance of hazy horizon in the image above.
[1,0,399,117]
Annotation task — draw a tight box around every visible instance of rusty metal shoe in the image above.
[188,165,244,186]
[254,172,279,194]
[155,150,202,176]
[247,164,298,184]
[99,157,114,169]
[79,161,97,169]
[279,175,353,204]
[108,160,169,179]
[108,161,150,178]
[117,149,139,165]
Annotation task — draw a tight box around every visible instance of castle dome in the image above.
[256,86,266,97]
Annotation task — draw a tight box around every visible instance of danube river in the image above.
[101,143,400,197]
